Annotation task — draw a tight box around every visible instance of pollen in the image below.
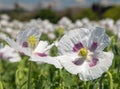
[78,48,88,58]
[28,35,37,47]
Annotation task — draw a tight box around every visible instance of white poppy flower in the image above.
[58,17,72,26]
[57,27,114,81]
[3,27,62,69]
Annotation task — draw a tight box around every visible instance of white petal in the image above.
[43,41,57,52]
[2,46,14,58]
[0,45,13,53]
[16,30,27,45]
[9,54,21,62]
[34,41,48,53]
[34,40,56,54]
[58,53,87,75]
[5,37,31,56]
[78,51,114,81]
[88,27,110,51]
[30,55,62,69]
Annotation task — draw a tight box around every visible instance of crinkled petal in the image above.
[78,51,114,81]
[88,27,110,51]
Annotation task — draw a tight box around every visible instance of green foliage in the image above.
[103,6,120,20]
[76,8,98,20]
[35,9,59,23]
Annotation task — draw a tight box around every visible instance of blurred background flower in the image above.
[0,0,120,22]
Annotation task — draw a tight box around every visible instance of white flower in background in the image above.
[0,32,7,40]
[24,19,41,31]
[116,19,120,26]
[58,17,74,31]
[5,27,13,33]
[90,21,99,27]
[81,18,89,25]
[57,27,114,81]
[105,18,114,29]
[0,45,20,62]
[99,18,114,30]
[0,19,9,27]
[9,20,24,29]
[58,17,72,26]
[48,33,56,40]
[0,14,10,21]
[22,19,47,34]
[74,20,83,28]
[3,27,62,68]
[41,20,54,32]
[117,24,120,43]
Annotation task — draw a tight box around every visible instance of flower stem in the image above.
[99,73,105,89]
[83,81,86,89]
[59,69,64,89]
[87,82,90,89]
[106,71,113,89]
[28,61,32,89]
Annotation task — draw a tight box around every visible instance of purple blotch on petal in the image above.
[35,53,47,57]
[72,58,84,65]
[0,52,3,58]
[90,42,98,51]
[19,52,25,56]
[89,58,99,67]
[8,56,13,59]
[73,42,83,52]
[22,42,28,47]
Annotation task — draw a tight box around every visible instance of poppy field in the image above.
[0,15,120,89]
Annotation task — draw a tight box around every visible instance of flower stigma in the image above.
[78,48,88,58]
[28,35,37,48]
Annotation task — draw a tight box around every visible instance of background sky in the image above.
[0,0,120,11]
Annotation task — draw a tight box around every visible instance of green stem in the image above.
[59,69,64,89]
[99,73,105,89]
[83,81,86,89]
[28,61,32,89]
[106,71,113,89]
[87,82,90,89]
[0,81,3,89]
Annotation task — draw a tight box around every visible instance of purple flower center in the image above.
[35,53,47,57]
[22,42,28,47]
[73,42,83,52]
[90,42,98,51]
[89,58,99,67]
